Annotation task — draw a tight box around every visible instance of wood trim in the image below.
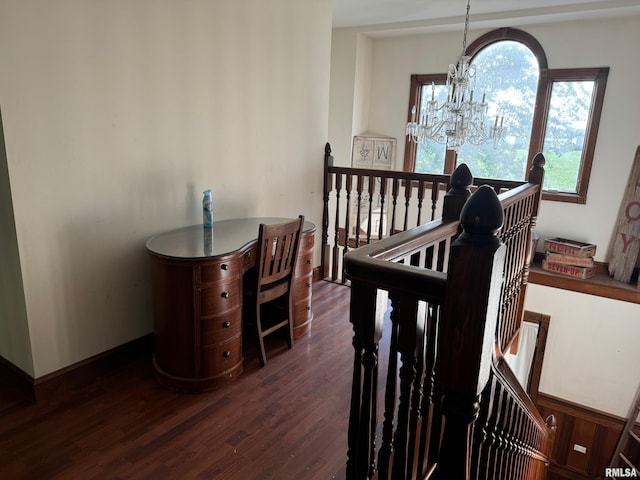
[522,310,550,404]
[2,335,154,405]
[536,393,635,479]
[403,73,448,174]
[534,67,610,204]
[34,334,153,401]
[528,68,551,165]
[466,27,549,70]
[313,266,324,282]
[537,393,630,430]
[0,355,35,403]
[530,253,640,305]
[2,268,325,404]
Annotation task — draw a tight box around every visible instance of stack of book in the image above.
[542,237,597,279]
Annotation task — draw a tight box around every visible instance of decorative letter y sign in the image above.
[608,146,640,287]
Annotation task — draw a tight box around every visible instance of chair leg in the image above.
[286,293,294,349]
[255,296,295,367]
[256,304,267,367]
[287,322,294,349]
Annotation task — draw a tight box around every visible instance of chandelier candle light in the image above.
[405,0,506,152]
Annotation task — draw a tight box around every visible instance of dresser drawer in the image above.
[293,296,313,338]
[201,338,242,377]
[201,283,241,315]
[295,255,313,277]
[200,259,240,284]
[300,231,315,249]
[201,308,242,346]
[294,298,312,323]
[293,274,313,294]
[240,249,255,271]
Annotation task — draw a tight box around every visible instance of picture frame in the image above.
[348,135,397,241]
[351,135,396,169]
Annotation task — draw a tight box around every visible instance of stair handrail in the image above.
[321,142,526,283]
[343,155,552,479]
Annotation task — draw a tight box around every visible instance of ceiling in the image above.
[332,0,640,29]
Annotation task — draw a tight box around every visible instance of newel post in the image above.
[442,163,473,221]
[525,152,546,271]
[322,142,333,279]
[434,185,507,480]
[527,152,546,187]
[345,277,384,480]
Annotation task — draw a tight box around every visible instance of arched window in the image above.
[403,28,608,204]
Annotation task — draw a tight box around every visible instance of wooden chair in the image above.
[251,215,305,367]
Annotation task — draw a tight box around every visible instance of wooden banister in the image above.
[336,143,551,480]
[496,153,545,352]
[470,357,556,479]
[322,142,333,279]
[434,185,507,480]
[442,163,473,221]
[321,142,525,284]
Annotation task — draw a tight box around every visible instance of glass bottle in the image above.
[202,190,213,228]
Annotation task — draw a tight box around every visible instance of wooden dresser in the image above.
[146,217,315,393]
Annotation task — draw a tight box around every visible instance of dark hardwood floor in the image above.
[0,280,356,480]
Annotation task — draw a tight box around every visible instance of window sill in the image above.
[529,258,640,305]
[541,190,586,204]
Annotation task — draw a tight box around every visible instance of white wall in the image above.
[0,109,33,375]
[0,0,332,378]
[330,14,640,417]
[528,284,640,417]
[328,29,358,166]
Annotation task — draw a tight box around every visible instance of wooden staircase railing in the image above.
[321,142,525,284]
[470,356,557,480]
[341,152,554,480]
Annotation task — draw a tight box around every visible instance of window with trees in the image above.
[403,28,609,204]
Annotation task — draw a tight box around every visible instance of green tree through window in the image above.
[457,41,538,181]
[543,81,594,192]
[403,28,609,204]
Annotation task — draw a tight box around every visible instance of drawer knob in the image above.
[222,321,231,328]
[221,291,230,299]
[223,351,231,358]
[244,252,251,258]
[306,282,311,288]
[221,263,229,271]
[306,259,312,265]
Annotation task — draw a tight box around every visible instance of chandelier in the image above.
[405,0,506,152]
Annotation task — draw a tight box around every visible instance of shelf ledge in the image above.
[529,260,640,305]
